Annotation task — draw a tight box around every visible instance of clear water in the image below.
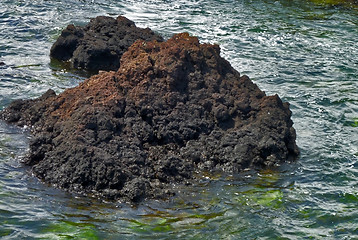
[0,0,357,239]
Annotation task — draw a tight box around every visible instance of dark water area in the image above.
[0,0,357,239]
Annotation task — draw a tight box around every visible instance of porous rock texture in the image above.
[1,33,299,202]
[50,15,163,72]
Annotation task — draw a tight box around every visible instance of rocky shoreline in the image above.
[0,16,299,203]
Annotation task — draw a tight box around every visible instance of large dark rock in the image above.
[1,33,299,203]
[50,15,163,72]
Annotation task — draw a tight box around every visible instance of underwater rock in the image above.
[0,62,4,66]
[50,15,163,73]
[1,33,299,203]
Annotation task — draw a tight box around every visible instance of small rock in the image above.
[50,15,163,73]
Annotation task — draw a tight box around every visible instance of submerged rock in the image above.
[1,33,299,203]
[50,15,163,73]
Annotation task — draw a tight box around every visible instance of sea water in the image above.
[0,0,357,239]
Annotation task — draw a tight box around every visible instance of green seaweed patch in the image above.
[0,191,14,198]
[235,188,284,208]
[297,207,320,219]
[343,117,358,127]
[311,0,344,4]
[230,169,285,208]
[337,192,358,204]
[41,220,99,240]
[129,218,173,233]
[128,211,224,234]
[256,169,282,187]
[309,0,358,8]
[0,229,13,237]
[302,13,332,20]
[0,216,20,238]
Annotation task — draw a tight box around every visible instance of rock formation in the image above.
[1,33,299,202]
[50,15,163,73]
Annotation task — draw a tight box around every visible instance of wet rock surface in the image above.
[50,15,163,73]
[1,33,299,203]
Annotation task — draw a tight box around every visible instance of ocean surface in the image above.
[0,0,357,239]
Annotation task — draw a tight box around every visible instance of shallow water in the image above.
[0,0,357,239]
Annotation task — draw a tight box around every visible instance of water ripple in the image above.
[0,0,357,239]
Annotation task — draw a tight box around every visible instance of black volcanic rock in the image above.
[1,33,299,203]
[50,15,163,72]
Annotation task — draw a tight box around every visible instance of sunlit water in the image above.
[0,0,357,239]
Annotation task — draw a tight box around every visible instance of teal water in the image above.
[0,0,357,239]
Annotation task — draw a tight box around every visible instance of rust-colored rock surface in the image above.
[1,33,299,202]
[50,15,163,73]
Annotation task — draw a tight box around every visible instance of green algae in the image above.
[129,211,225,234]
[129,218,173,233]
[343,117,358,127]
[309,0,358,8]
[40,221,99,240]
[0,229,13,237]
[337,192,358,204]
[351,118,358,127]
[235,188,284,208]
[233,170,285,209]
